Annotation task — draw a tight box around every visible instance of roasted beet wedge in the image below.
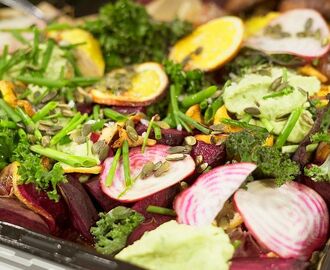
[191,140,226,167]
[13,182,69,234]
[230,258,309,270]
[59,176,99,242]
[100,145,195,202]
[84,176,122,211]
[135,123,188,146]
[0,162,17,196]
[0,198,49,234]
[91,62,168,106]
[112,106,146,115]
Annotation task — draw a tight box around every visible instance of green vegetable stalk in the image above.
[106,148,122,187]
[181,86,217,108]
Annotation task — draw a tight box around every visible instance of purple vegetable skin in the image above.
[59,176,98,242]
[230,258,309,270]
[0,198,49,234]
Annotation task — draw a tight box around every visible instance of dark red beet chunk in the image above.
[230,258,309,270]
[77,103,93,114]
[112,106,146,115]
[0,198,49,234]
[135,123,188,146]
[191,140,226,167]
[15,183,69,234]
[59,176,99,242]
[84,176,121,212]
[127,186,179,244]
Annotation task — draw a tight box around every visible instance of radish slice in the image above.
[245,9,330,58]
[234,181,329,259]
[100,145,195,202]
[174,163,256,226]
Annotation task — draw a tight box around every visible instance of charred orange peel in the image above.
[169,17,244,71]
[91,62,168,107]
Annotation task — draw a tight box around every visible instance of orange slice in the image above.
[169,16,244,71]
[91,62,168,107]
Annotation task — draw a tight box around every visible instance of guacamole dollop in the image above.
[116,220,234,270]
[223,68,320,142]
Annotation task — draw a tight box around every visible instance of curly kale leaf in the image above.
[84,0,192,70]
[304,155,330,182]
[91,206,144,255]
[226,130,300,185]
[0,128,16,170]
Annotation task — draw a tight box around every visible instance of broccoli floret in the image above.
[226,130,300,185]
[304,155,330,182]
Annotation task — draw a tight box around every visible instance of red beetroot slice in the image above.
[59,176,99,242]
[0,198,49,234]
[234,181,329,259]
[245,9,330,58]
[100,145,195,202]
[230,258,309,270]
[190,140,226,167]
[174,163,256,226]
[13,183,69,234]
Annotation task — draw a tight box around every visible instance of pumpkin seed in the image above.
[154,161,170,177]
[41,136,51,147]
[57,103,71,109]
[210,135,217,145]
[92,140,109,161]
[62,109,75,117]
[184,136,197,146]
[38,120,53,127]
[197,162,208,173]
[183,145,192,154]
[304,18,313,31]
[210,124,225,132]
[74,136,86,144]
[298,87,308,96]
[321,37,329,47]
[82,124,93,137]
[141,161,155,179]
[274,82,289,92]
[168,146,186,154]
[41,91,57,104]
[195,155,203,165]
[269,76,282,91]
[126,119,135,129]
[154,121,170,129]
[296,31,307,38]
[166,153,186,161]
[126,126,139,142]
[180,181,189,190]
[153,161,162,171]
[244,107,261,116]
[27,134,36,144]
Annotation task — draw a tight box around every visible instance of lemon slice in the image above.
[91,62,168,106]
[49,28,105,77]
[169,16,244,71]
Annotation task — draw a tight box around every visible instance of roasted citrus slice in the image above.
[169,16,244,71]
[91,62,168,107]
[48,28,105,77]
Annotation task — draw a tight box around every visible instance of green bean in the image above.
[221,118,268,133]
[105,148,122,187]
[146,205,176,216]
[32,101,58,122]
[31,27,40,64]
[50,113,87,145]
[142,116,155,153]
[170,85,180,127]
[93,105,100,120]
[16,107,42,140]
[275,107,303,148]
[0,99,21,122]
[40,39,55,72]
[122,140,132,187]
[179,118,192,133]
[182,86,217,108]
[178,111,210,134]
[0,120,17,128]
[103,108,128,122]
[204,96,224,124]
[30,145,98,167]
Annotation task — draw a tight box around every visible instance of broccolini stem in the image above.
[0,119,17,128]
[0,98,21,122]
[32,101,58,122]
[275,107,303,148]
[30,145,98,167]
[204,96,224,124]
[181,86,217,108]
[146,205,176,216]
[50,113,87,145]
[106,148,122,187]
[122,140,132,187]
[178,111,210,134]
[103,108,128,122]
[93,105,100,120]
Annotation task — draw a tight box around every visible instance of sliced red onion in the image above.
[234,181,329,259]
[174,163,256,226]
[100,145,195,202]
[245,9,330,59]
